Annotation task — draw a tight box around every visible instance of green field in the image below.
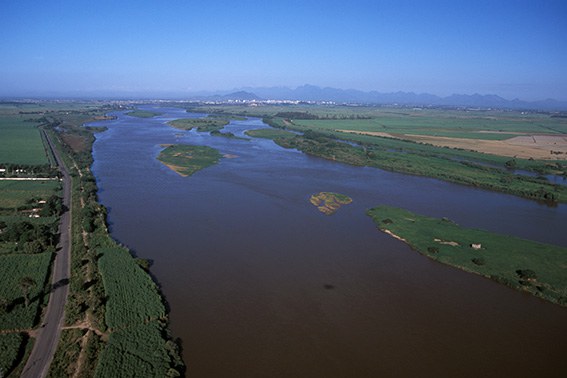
[0,115,48,165]
[0,180,60,209]
[0,252,53,329]
[98,247,166,329]
[126,110,162,118]
[157,144,222,177]
[367,206,567,306]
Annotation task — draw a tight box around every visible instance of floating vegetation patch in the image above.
[309,192,352,215]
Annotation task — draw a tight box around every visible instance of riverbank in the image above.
[367,205,567,306]
[40,107,184,377]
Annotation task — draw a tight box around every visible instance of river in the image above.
[90,106,567,377]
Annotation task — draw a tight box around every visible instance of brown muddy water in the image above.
[90,106,567,377]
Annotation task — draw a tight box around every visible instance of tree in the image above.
[19,277,36,307]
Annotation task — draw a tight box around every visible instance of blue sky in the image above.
[1,0,566,100]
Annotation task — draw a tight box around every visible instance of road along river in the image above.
[90,106,567,378]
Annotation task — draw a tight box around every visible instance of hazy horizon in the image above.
[1,1,566,101]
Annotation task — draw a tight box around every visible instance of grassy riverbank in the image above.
[0,103,184,377]
[367,205,567,306]
[187,104,566,204]
[158,144,222,177]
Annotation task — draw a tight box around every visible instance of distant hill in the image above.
[235,85,567,111]
[222,91,261,101]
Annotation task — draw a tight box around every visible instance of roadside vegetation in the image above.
[158,144,222,177]
[0,102,184,377]
[367,205,567,306]
[0,103,67,375]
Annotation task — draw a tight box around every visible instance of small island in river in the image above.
[367,205,567,307]
[157,144,222,177]
[310,192,352,215]
[127,110,163,118]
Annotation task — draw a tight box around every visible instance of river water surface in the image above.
[91,106,567,377]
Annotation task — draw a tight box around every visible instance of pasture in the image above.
[0,115,48,165]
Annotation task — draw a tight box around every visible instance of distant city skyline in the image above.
[1,0,566,101]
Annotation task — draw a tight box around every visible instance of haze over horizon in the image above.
[1,0,566,101]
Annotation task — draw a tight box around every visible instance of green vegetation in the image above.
[309,192,352,215]
[0,333,28,376]
[0,180,60,209]
[0,253,53,329]
[367,206,567,306]
[158,144,222,177]
[270,130,566,203]
[95,322,183,378]
[0,113,49,165]
[185,104,567,203]
[126,110,162,118]
[98,247,166,329]
[245,128,296,139]
[39,106,184,377]
[168,116,229,132]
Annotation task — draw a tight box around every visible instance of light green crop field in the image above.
[0,181,60,209]
[292,113,567,140]
[0,115,48,165]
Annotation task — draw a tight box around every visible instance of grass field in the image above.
[0,115,48,165]
[157,144,222,177]
[367,206,567,306]
[0,180,60,209]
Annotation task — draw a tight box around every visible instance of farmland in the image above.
[367,205,567,306]
[0,180,60,209]
[192,104,567,204]
[0,113,48,165]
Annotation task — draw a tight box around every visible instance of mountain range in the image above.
[222,85,567,111]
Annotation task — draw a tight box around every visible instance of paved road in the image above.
[21,131,72,378]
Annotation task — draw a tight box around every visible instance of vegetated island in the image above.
[367,205,567,306]
[126,110,163,118]
[158,144,222,177]
[310,192,352,215]
[168,116,247,139]
[168,117,230,132]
